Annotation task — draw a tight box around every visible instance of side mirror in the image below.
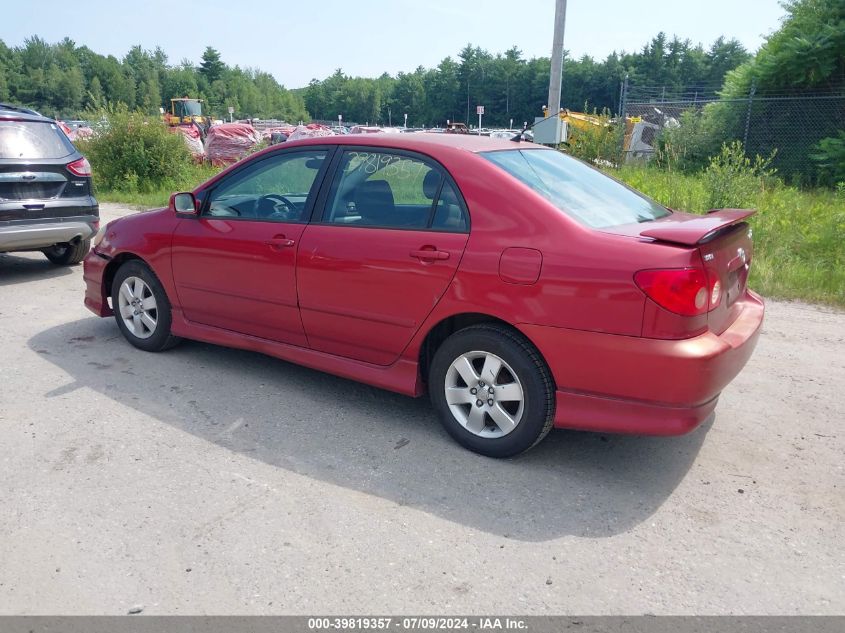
[170,192,198,215]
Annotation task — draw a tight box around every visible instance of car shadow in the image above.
[0,252,74,286]
[30,317,712,542]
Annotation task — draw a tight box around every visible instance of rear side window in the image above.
[431,180,467,231]
[0,120,75,159]
[481,149,670,228]
[323,150,468,232]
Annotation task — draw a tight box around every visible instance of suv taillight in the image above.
[67,157,92,177]
[634,268,716,317]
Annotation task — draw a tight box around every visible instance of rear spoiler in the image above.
[640,209,756,246]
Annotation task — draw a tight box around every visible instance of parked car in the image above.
[488,129,520,140]
[83,133,763,457]
[444,122,469,134]
[349,125,384,134]
[0,103,98,265]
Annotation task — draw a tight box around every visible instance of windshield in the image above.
[0,120,75,159]
[481,149,670,228]
[175,101,202,117]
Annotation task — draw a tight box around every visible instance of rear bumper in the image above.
[82,249,113,317]
[519,291,765,435]
[0,216,98,252]
[552,390,719,436]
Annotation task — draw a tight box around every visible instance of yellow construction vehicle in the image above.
[542,107,608,135]
[164,97,211,140]
[533,106,613,146]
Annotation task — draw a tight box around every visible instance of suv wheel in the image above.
[111,260,181,352]
[429,324,555,458]
[43,239,90,265]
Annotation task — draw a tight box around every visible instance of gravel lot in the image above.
[0,203,843,615]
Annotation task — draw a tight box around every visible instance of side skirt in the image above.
[170,310,424,398]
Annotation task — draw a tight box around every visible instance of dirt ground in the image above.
[0,203,842,614]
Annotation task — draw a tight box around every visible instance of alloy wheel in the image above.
[117,276,158,340]
[444,351,525,438]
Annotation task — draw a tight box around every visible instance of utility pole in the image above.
[744,79,757,150]
[466,77,470,124]
[546,0,567,117]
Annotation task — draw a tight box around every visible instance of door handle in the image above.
[265,236,296,249]
[410,248,450,261]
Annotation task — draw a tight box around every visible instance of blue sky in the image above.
[3,0,786,88]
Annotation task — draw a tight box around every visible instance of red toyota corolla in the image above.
[83,133,763,457]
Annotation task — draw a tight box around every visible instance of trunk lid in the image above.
[605,209,756,336]
[697,216,754,335]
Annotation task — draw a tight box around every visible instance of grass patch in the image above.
[614,165,845,307]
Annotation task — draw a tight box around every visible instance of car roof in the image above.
[282,132,543,154]
[0,104,52,123]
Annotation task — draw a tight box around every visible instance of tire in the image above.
[111,260,181,352]
[429,324,555,458]
[43,239,90,265]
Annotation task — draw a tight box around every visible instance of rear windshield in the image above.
[481,149,670,228]
[0,120,75,159]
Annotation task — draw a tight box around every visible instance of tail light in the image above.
[709,276,722,309]
[67,157,92,177]
[634,268,716,317]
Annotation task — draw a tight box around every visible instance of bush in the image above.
[811,131,845,187]
[703,141,778,209]
[563,110,621,166]
[655,103,741,172]
[78,105,194,193]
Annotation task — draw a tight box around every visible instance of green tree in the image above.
[705,37,751,86]
[723,0,844,96]
[87,75,105,109]
[52,64,84,114]
[162,66,198,102]
[683,0,845,182]
[0,64,9,101]
[199,46,224,84]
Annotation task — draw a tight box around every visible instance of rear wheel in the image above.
[43,239,90,265]
[111,260,181,352]
[429,324,555,458]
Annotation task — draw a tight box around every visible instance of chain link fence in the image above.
[621,82,845,184]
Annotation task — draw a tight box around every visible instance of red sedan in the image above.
[83,134,763,457]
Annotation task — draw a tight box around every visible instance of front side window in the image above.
[206,150,327,222]
[481,149,670,228]
[0,120,75,159]
[323,150,467,231]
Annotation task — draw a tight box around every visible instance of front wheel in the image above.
[43,239,90,265]
[429,324,555,458]
[111,260,181,352]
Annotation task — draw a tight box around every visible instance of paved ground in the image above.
[0,203,843,615]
